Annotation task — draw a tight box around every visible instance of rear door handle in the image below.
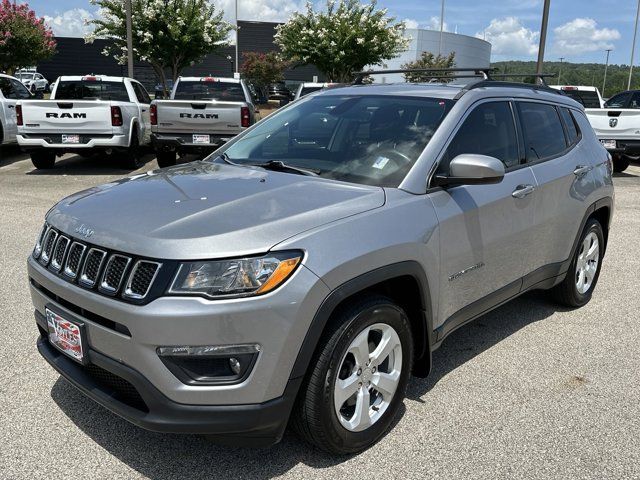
[7,105,14,109]
[512,184,536,199]
[573,165,592,176]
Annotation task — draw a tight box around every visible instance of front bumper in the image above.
[17,133,130,150]
[151,133,235,153]
[36,323,301,445]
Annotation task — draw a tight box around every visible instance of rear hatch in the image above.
[19,100,113,134]
[154,99,246,135]
[585,108,640,139]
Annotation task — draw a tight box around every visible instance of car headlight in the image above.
[168,251,303,298]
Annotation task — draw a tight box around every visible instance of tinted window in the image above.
[55,80,130,101]
[174,81,245,101]
[441,101,519,170]
[222,95,454,187]
[561,90,601,108]
[300,86,323,97]
[605,92,632,108]
[10,79,30,99]
[560,108,580,145]
[0,78,13,98]
[630,92,640,109]
[518,102,567,161]
[132,82,151,104]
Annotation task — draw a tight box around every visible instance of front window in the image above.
[173,81,245,101]
[220,94,454,187]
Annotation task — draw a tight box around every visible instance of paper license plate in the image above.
[46,308,84,363]
[600,139,616,149]
[62,134,80,144]
[193,134,210,144]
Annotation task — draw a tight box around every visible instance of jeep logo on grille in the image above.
[74,224,94,238]
[609,118,618,127]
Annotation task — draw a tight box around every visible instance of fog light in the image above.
[229,357,241,375]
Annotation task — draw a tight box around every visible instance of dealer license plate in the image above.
[62,134,80,144]
[46,308,84,363]
[600,139,616,149]
[193,134,210,144]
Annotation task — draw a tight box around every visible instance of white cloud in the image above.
[402,16,448,32]
[217,0,306,23]
[44,8,97,38]
[477,17,538,56]
[404,18,419,29]
[553,18,620,55]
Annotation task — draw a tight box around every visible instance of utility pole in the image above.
[235,0,239,76]
[558,57,564,85]
[438,0,445,56]
[603,49,612,97]
[125,0,134,78]
[629,0,640,90]
[535,0,551,84]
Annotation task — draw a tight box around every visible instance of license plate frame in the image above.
[600,139,616,149]
[46,306,87,365]
[62,134,81,144]
[192,134,210,144]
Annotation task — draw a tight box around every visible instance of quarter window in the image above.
[560,108,580,145]
[132,82,151,104]
[440,101,520,171]
[518,102,567,161]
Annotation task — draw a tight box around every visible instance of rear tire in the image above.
[156,150,177,168]
[291,295,413,454]
[613,155,630,173]
[30,151,56,169]
[551,218,604,307]
[121,130,142,169]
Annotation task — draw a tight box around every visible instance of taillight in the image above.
[241,106,250,128]
[111,106,123,126]
[16,104,23,126]
[150,104,157,125]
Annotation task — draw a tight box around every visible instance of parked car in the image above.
[293,82,345,100]
[268,82,293,104]
[585,89,640,172]
[16,71,50,93]
[550,85,604,108]
[0,73,32,146]
[150,76,256,167]
[16,75,153,169]
[28,73,613,454]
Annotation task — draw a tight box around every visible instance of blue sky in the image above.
[28,0,640,65]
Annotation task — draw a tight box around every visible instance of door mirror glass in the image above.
[433,154,505,187]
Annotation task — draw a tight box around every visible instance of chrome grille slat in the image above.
[49,235,70,272]
[99,254,131,295]
[33,224,48,259]
[124,261,161,300]
[64,242,86,279]
[39,229,58,266]
[79,248,107,288]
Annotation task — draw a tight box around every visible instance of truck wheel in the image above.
[30,151,56,169]
[613,155,630,173]
[121,130,142,169]
[291,295,413,454]
[551,218,604,307]
[156,150,177,168]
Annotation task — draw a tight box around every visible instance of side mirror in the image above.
[433,154,505,187]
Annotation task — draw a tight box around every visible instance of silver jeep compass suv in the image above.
[29,70,614,454]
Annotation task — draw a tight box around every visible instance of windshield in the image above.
[219,94,454,187]
[174,81,245,101]
[17,73,35,81]
[55,80,129,101]
[562,90,601,108]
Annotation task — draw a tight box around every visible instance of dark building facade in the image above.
[36,21,324,90]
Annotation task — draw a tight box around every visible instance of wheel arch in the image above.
[290,261,434,382]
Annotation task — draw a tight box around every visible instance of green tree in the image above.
[88,0,232,92]
[240,51,290,100]
[275,0,408,83]
[0,0,56,74]
[401,51,456,83]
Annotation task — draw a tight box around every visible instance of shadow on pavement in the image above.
[25,152,159,176]
[50,290,564,479]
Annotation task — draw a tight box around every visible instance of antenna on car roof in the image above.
[352,67,496,85]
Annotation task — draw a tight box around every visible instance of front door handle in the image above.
[573,165,592,176]
[512,184,536,199]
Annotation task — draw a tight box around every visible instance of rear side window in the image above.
[518,102,567,161]
[173,81,245,101]
[55,80,130,101]
[10,79,30,99]
[604,92,632,108]
[441,101,520,170]
[560,108,580,145]
[132,82,151,104]
[0,77,13,98]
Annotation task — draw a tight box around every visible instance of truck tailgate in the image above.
[154,100,245,135]
[586,108,640,138]
[19,100,113,134]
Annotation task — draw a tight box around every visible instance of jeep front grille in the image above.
[31,225,167,303]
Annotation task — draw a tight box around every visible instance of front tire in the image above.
[30,151,56,169]
[291,295,413,454]
[552,218,604,307]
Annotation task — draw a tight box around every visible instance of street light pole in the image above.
[558,57,564,85]
[235,0,239,76]
[535,0,551,84]
[629,0,640,90]
[603,49,612,97]
[438,0,445,56]
[125,0,134,78]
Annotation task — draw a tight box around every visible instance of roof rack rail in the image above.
[490,73,557,87]
[352,67,495,84]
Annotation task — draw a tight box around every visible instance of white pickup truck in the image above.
[585,89,640,173]
[150,76,256,167]
[1,74,33,147]
[16,75,152,169]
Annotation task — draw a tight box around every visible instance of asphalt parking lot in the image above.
[1,147,639,479]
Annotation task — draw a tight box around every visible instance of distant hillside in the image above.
[491,60,640,98]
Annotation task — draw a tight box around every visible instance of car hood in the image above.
[47,161,385,260]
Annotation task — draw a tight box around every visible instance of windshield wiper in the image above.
[249,160,320,176]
